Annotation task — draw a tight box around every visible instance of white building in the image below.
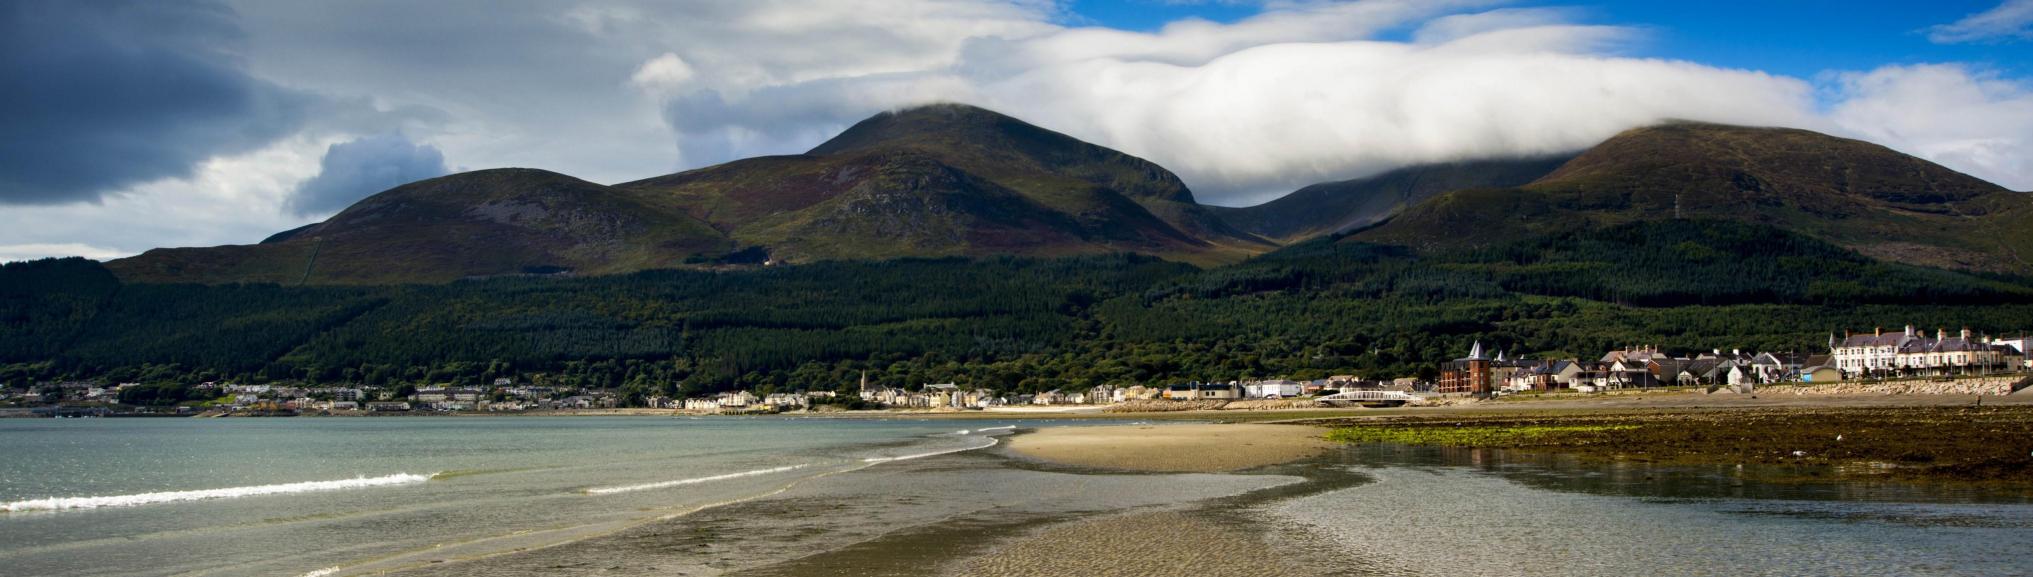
[1833,326,2023,377]
[1244,379,1305,399]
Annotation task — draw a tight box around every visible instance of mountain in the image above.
[1210,157,1571,242]
[1349,123,2033,273]
[615,104,1271,264]
[107,169,732,284]
[108,104,1273,284]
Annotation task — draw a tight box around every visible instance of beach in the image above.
[11,397,2033,577]
[1002,423,1333,472]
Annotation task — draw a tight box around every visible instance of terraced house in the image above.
[1832,326,2025,378]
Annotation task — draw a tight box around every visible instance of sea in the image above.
[2,417,2030,577]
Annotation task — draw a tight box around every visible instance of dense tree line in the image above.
[6,220,2033,404]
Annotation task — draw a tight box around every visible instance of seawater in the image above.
[1268,444,2033,576]
[0,416,1055,577]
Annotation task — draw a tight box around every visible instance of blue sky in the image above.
[1072,0,2033,79]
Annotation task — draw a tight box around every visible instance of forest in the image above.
[7,220,2033,405]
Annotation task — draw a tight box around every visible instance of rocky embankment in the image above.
[1763,376,2030,396]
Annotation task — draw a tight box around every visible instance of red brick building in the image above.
[1437,341,1494,394]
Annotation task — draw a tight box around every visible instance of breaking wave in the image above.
[862,436,1000,463]
[1,473,436,513]
[584,464,811,495]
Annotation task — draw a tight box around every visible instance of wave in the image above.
[976,425,1016,431]
[584,464,811,495]
[1,473,436,514]
[862,436,999,463]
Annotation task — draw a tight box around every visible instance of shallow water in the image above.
[1268,444,2033,577]
[0,417,1095,577]
[7,419,2032,577]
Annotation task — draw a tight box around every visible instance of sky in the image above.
[3,0,2032,262]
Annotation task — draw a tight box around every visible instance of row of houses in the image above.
[1831,326,2030,378]
[1439,330,2032,395]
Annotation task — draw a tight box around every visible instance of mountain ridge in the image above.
[100,110,2033,284]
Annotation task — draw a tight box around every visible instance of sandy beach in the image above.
[1003,423,1333,472]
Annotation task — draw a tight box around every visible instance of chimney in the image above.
[1875,327,1882,337]
[1961,327,1972,340]
[1937,328,1947,341]
[1905,324,1915,337]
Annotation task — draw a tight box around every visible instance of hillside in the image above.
[107,105,1278,284]
[14,219,2033,400]
[107,169,732,284]
[1212,157,1570,242]
[1351,123,2033,273]
[617,104,1272,264]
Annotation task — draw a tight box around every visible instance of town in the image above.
[5,327,2029,417]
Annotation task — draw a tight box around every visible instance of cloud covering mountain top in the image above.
[3,0,2032,261]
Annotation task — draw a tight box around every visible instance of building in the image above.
[1244,379,1305,399]
[1164,382,1241,400]
[1800,365,1842,383]
[1834,326,2023,377]
[1437,341,1493,395]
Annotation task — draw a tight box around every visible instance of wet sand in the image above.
[1003,423,1333,472]
[953,511,1324,577]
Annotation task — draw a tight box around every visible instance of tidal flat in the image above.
[1307,405,2033,488]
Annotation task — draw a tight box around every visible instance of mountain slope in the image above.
[107,169,733,284]
[1212,157,1571,242]
[617,104,1272,264]
[1351,123,2033,273]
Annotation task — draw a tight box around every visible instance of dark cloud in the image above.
[286,135,448,217]
[0,0,312,204]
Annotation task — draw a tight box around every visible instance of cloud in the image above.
[7,0,2033,259]
[1927,0,2033,43]
[0,244,131,263]
[627,2,1826,203]
[1826,64,2033,191]
[0,136,328,259]
[286,135,450,217]
[618,2,2033,204]
[0,0,316,205]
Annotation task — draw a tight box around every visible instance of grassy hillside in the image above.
[618,104,1272,265]
[1355,123,2033,273]
[1213,157,1570,242]
[108,169,734,284]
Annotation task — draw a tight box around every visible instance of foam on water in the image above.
[584,464,812,495]
[1,473,435,513]
[862,436,999,463]
[976,425,1016,431]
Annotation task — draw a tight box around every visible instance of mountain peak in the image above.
[807,103,1017,155]
[808,103,1197,205]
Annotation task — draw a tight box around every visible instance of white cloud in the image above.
[630,53,697,99]
[0,136,330,259]
[1927,0,2033,43]
[1826,64,2033,191]
[615,1,2032,204]
[0,244,131,263]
